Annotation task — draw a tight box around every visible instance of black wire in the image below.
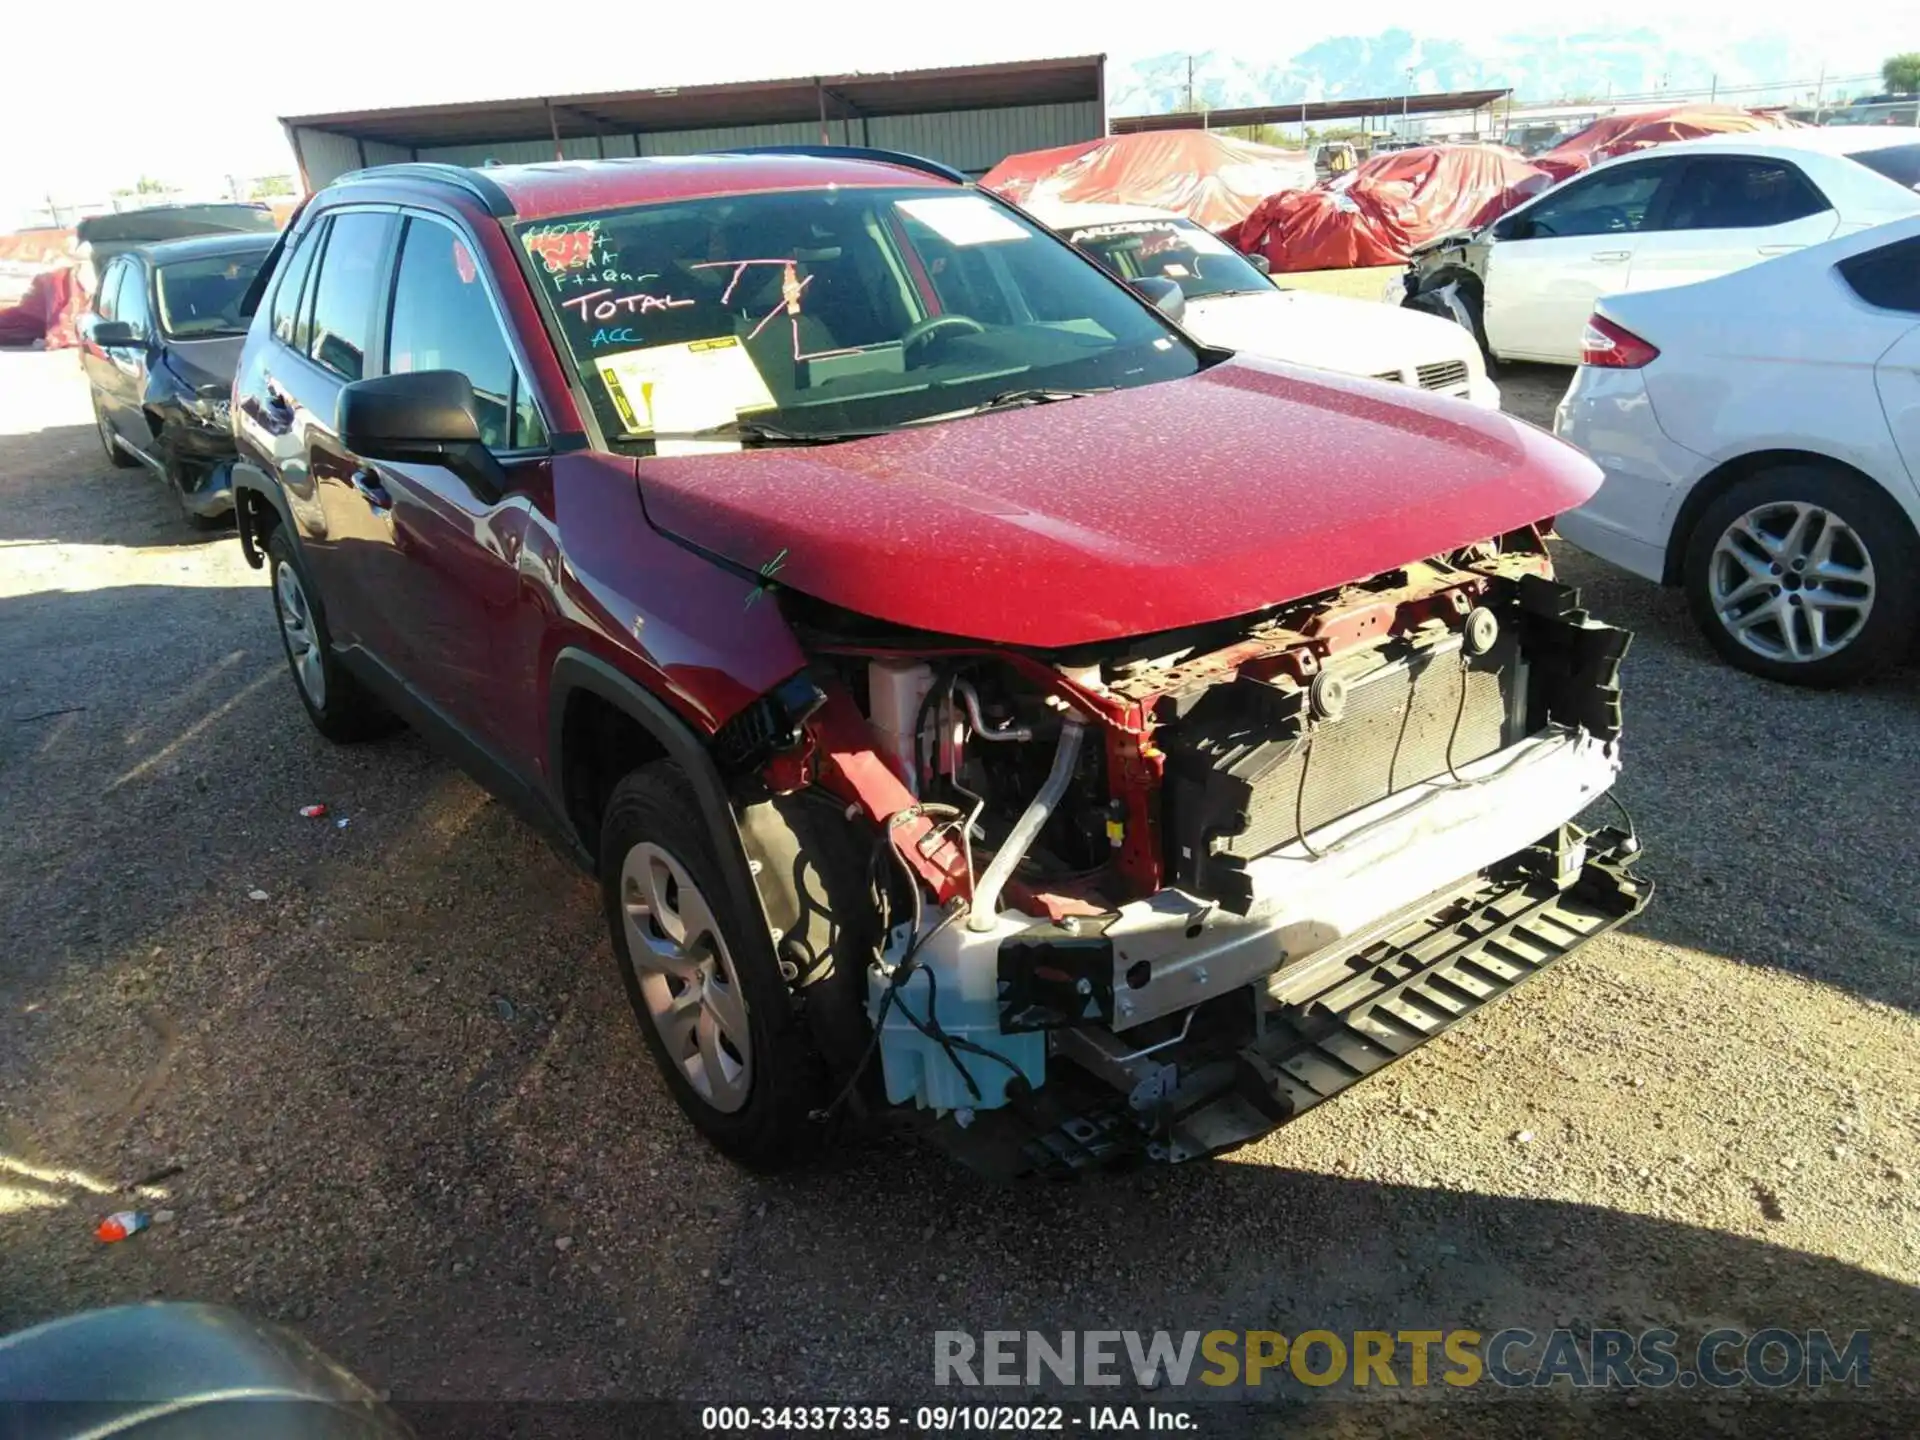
[1444,651,1475,784]
[810,901,965,1124]
[1605,787,1639,844]
[1294,731,1323,860]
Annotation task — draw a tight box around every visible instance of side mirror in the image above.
[88,319,139,348]
[1131,275,1187,324]
[337,370,506,499]
[1246,253,1272,275]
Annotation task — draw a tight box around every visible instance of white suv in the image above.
[1401,129,1920,366]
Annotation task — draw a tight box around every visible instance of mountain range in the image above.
[1110,28,1870,117]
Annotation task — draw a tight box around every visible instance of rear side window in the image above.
[1837,235,1920,313]
[1848,144,1920,194]
[270,228,318,347]
[385,216,545,450]
[304,211,395,382]
[1660,158,1828,231]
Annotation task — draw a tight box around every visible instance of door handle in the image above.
[1589,250,1631,262]
[350,469,392,512]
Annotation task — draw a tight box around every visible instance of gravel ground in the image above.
[1,348,1916,1432]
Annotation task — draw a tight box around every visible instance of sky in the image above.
[0,0,1905,228]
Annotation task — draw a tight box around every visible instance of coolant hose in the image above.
[966,718,1087,932]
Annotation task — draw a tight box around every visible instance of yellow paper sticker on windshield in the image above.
[595,335,776,436]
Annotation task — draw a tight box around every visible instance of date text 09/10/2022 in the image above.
[701,1406,1192,1432]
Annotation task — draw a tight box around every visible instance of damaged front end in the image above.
[742,529,1647,1175]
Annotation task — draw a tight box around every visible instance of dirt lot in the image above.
[1,347,1916,1430]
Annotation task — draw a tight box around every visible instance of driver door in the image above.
[1482,158,1678,363]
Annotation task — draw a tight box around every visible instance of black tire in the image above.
[598,763,879,1171]
[166,460,230,532]
[1682,463,1918,688]
[94,396,141,469]
[1406,271,1492,368]
[263,527,399,741]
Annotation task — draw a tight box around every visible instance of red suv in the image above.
[231,149,1648,1174]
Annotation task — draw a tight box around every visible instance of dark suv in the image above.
[232,151,1646,1174]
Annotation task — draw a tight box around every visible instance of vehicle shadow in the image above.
[1553,544,1920,1018]
[0,421,230,548]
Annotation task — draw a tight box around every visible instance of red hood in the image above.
[634,358,1601,648]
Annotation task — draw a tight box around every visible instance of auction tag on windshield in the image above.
[595,336,775,436]
[896,196,1030,246]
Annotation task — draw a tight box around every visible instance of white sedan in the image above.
[1029,201,1499,408]
[1553,214,1920,686]
[1403,128,1920,366]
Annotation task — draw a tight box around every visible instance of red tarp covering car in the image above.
[1534,106,1802,181]
[1228,144,1551,272]
[0,266,87,348]
[983,130,1315,233]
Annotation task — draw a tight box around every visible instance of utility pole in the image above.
[1709,73,1717,103]
[1814,64,1826,123]
[1186,55,1195,114]
[1403,67,1415,138]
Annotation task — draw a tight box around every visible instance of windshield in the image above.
[1063,218,1274,301]
[1848,143,1920,193]
[156,250,270,338]
[517,187,1199,445]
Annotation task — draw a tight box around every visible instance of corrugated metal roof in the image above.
[1113,88,1513,132]
[282,56,1104,149]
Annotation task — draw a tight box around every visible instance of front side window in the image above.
[1660,158,1828,231]
[1061,218,1273,301]
[516,186,1199,447]
[156,249,270,339]
[305,211,394,382]
[115,263,152,337]
[386,216,544,450]
[94,259,125,320]
[1513,162,1672,239]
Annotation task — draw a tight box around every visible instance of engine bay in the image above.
[733,527,1646,1171]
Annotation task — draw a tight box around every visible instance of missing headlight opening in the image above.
[760,531,1647,1176]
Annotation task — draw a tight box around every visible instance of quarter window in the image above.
[1837,235,1920,313]
[304,211,394,382]
[385,216,544,450]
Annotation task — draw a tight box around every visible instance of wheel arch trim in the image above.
[1663,448,1920,586]
[546,648,782,977]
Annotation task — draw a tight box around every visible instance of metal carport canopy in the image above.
[282,56,1104,154]
[1112,88,1513,132]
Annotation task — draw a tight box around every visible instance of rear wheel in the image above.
[598,763,877,1171]
[94,396,140,469]
[1683,463,1917,687]
[264,527,398,741]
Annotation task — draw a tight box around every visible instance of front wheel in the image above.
[599,763,877,1170]
[1682,464,1917,687]
[94,396,141,469]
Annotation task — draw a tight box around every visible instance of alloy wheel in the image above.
[1707,501,1875,664]
[275,560,327,708]
[619,840,752,1113]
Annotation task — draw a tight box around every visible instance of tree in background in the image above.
[111,176,170,200]
[1884,53,1920,94]
[247,175,297,200]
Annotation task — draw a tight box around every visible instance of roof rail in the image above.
[711,145,968,185]
[328,162,516,218]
